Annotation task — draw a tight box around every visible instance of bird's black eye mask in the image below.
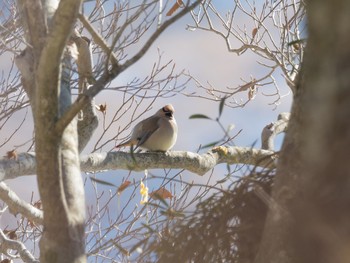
[163,107,173,118]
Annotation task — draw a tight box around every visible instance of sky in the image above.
[0,0,295,259]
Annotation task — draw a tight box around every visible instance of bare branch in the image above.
[0,147,276,180]
[120,1,201,70]
[77,13,118,65]
[0,182,43,225]
[187,0,305,104]
[54,0,202,135]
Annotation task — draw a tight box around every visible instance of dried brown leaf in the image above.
[6,150,17,160]
[117,181,131,194]
[166,0,183,16]
[96,103,107,114]
[252,28,258,39]
[150,187,173,200]
[4,229,17,240]
[33,200,42,210]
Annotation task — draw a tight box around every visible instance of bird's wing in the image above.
[133,116,160,149]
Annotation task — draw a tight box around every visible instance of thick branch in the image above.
[14,49,36,102]
[82,147,276,176]
[0,152,37,180]
[0,182,43,225]
[16,0,47,55]
[261,112,290,150]
[0,147,275,179]
[77,99,98,152]
[32,1,86,262]
[0,229,39,263]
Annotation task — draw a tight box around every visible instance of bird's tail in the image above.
[115,142,129,148]
[115,139,136,148]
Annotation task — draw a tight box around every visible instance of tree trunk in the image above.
[36,57,86,263]
[255,1,350,263]
[16,0,86,262]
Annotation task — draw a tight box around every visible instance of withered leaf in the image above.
[95,103,107,114]
[33,200,42,210]
[4,229,17,240]
[6,150,17,160]
[252,28,258,39]
[117,181,131,194]
[166,0,183,16]
[150,187,173,200]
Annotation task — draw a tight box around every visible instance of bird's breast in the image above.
[141,118,177,151]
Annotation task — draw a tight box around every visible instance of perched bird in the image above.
[116,104,178,152]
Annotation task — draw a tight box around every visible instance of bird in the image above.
[116,104,178,152]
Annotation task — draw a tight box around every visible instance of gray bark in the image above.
[0,147,275,179]
[0,182,43,225]
[261,112,290,151]
[16,0,86,262]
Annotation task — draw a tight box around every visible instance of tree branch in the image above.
[0,182,43,225]
[0,147,275,179]
[261,112,290,151]
[119,0,202,71]
[54,0,202,135]
[82,147,276,176]
[0,228,39,263]
[77,98,99,153]
[16,0,47,54]
[77,14,118,65]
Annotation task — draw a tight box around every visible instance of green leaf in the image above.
[226,163,231,174]
[216,176,230,184]
[90,177,116,187]
[200,140,221,149]
[218,97,226,118]
[189,114,212,120]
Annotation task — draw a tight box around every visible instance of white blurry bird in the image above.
[116,104,178,152]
